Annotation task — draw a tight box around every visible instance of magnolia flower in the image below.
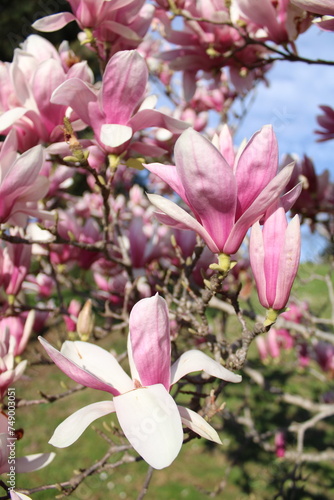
[291,0,334,29]
[146,126,300,271]
[50,50,188,155]
[0,130,52,226]
[249,200,301,323]
[39,294,241,469]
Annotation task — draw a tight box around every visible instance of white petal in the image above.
[170,350,242,385]
[15,452,55,473]
[49,401,115,448]
[10,491,33,500]
[100,124,133,148]
[114,384,183,469]
[61,341,134,393]
[178,405,222,444]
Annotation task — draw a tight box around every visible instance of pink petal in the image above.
[129,294,171,389]
[249,222,268,308]
[170,350,242,385]
[38,337,123,395]
[32,12,77,32]
[113,384,183,469]
[49,401,115,448]
[101,50,147,124]
[129,109,189,135]
[147,193,220,253]
[174,129,237,251]
[274,215,301,309]
[178,405,222,444]
[145,163,188,202]
[51,79,97,126]
[234,125,278,218]
[219,124,235,167]
[224,162,295,254]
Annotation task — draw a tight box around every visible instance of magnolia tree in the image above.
[0,0,334,498]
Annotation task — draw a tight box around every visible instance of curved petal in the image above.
[147,193,220,253]
[114,384,183,469]
[0,108,28,133]
[249,222,268,308]
[178,405,222,444]
[51,79,97,126]
[224,162,295,255]
[32,12,77,32]
[129,109,189,135]
[49,401,115,448]
[145,163,188,202]
[38,337,123,395]
[15,452,56,473]
[174,129,237,251]
[10,491,33,500]
[101,50,147,124]
[170,350,242,385]
[129,294,171,389]
[100,124,133,148]
[60,340,134,394]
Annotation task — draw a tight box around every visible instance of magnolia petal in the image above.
[178,405,222,444]
[145,163,188,203]
[32,12,77,32]
[51,79,97,126]
[114,384,183,469]
[274,215,301,310]
[10,491,33,500]
[174,128,237,251]
[49,401,115,448]
[38,337,122,395]
[60,340,134,394]
[0,108,28,133]
[170,350,242,385]
[234,125,278,218]
[129,294,171,389]
[249,222,268,308]
[100,124,133,148]
[224,162,295,255]
[15,452,56,473]
[101,51,147,124]
[147,193,220,253]
[129,109,189,135]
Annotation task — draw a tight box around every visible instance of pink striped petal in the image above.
[147,193,220,253]
[49,401,115,448]
[145,163,188,202]
[174,129,237,251]
[129,294,171,389]
[113,384,183,469]
[14,453,55,473]
[274,215,301,309]
[129,109,189,134]
[170,350,242,385]
[38,337,124,395]
[101,51,147,124]
[249,222,268,308]
[32,12,77,32]
[234,125,278,218]
[51,79,97,126]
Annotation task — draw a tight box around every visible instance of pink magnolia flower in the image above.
[249,200,301,320]
[0,330,27,400]
[0,311,35,357]
[274,430,286,458]
[0,131,52,226]
[0,411,55,480]
[0,35,93,152]
[32,0,155,59]
[316,105,334,141]
[291,0,334,29]
[314,342,334,375]
[51,50,188,155]
[146,126,300,271]
[0,236,31,298]
[39,294,241,469]
[230,0,310,43]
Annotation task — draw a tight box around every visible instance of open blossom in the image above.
[146,126,300,271]
[0,35,93,152]
[32,0,155,59]
[51,50,188,155]
[291,0,334,29]
[249,200,301,319]
[39,294,241,469]
[0,131,52,226]
[0,330,27,400]
[0,235,31,298]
